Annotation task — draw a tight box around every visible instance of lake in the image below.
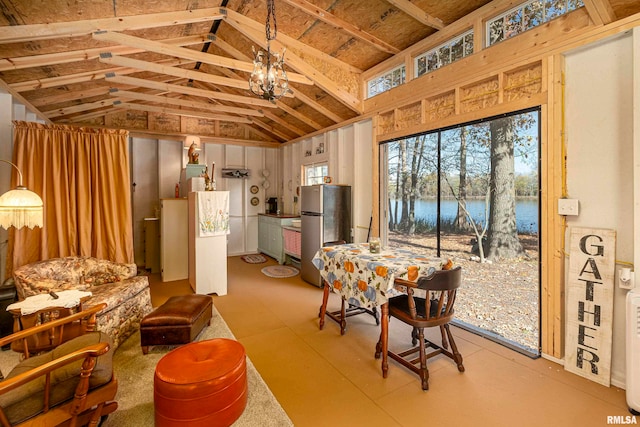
[390,198,538,233]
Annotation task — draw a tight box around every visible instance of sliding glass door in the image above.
[381,108,541,356]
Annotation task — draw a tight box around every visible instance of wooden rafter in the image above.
[275,101,323,131]
[0,8,225,44]
[0,34,211,72]
[31,75,185,107]
[45,98,122,118]
[109,88,264,117]
[31,86,112,107]
[250,118,292,141]
[9,58,194,92]
[582,0,617,25]
[222,8,362,75]
[105,74,276,108]
[385,0,445,30]
[112,101,252,123]
[99,54,272,93]
[93,31,313,85]
[280,0,400,54]
[292,89,346,124]
[262,110,305,137]
[224,10,362,114]
[207,36,330,129]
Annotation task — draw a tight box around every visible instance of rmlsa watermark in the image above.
[607,415,638,424]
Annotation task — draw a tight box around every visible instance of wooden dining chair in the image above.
[379,266,464,390]
[318,241,379,335]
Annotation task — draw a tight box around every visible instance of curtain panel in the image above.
[8,121,134,273]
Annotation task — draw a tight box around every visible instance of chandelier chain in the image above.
[266,0,277,41]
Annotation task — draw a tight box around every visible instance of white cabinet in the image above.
[160,198,188,282]
[258,214,296,264]
[188,191,228,296]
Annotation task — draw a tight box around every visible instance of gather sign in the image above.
[564,227,615,386]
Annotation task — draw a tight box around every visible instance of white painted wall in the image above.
[564,30,635,387]
[284,119,374,243]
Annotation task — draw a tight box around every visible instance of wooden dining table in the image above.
[312,242,446,377]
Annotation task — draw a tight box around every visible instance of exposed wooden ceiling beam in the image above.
[224,11,362,114]
[0,34,211,72]
[262,111,305,137]
[31,86,112,107]
[93,31,314,85]
[0,8,225,44]
[31,75,184,107]
[105,74,276,108]
[57,108,114,124]
[275,101,323,131]
[10,58,194,92]
[291,90,345,124]
[99,54,274,93]
[250,118,292,141]
[222,8,362,75]
[280,0,400,54]
[582,0,617,25]
[385,0,445,30]
[45,98,121,118]
[109,88,264,117]
[207,36,331,129]
[113,101,252,124]
[0,78,52,123]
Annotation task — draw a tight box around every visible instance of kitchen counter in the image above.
[258,215,299,264]
[258,213,300,219]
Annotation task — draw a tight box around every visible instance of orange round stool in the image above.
[154,338,248,427]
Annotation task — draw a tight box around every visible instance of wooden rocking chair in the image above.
[0,303,117,426]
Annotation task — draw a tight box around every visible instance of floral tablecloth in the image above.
[312,243,447,309]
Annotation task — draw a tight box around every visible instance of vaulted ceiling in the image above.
[1,0,639,146]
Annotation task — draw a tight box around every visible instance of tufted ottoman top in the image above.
[155,338,245,386]
[154,338,248,426]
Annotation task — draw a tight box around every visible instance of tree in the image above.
[455,127,470,230]
[486,117,525,260]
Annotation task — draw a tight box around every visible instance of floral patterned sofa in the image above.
[12,256,153,349]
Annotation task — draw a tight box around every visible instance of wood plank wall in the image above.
[366,6,640,358]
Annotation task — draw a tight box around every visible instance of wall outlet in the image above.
[619,267,635,290]
[558,198,579,216]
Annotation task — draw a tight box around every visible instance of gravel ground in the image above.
[388,232,539,352]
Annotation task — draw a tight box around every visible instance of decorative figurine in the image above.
[188,142,199,164]
[203,166,213,191]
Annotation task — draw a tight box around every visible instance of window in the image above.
[366,65,406,98]
[414,30,474,77]
[487,0,584,46]
[304,163,328,185]
[381,108,541,356]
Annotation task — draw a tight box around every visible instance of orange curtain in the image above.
[8,121,133,273]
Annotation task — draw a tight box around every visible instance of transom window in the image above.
[304,163,328,185]
[487,0,584,46]
[415,30,474,77]
[366,65,406,98]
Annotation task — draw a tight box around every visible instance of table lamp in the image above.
[0,159,43,229]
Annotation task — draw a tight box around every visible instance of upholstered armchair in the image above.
[13,256,153,349]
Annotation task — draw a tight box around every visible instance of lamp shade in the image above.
[0,186,43,229]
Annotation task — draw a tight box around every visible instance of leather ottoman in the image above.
[140,294,212,354]
[154,338,248,427]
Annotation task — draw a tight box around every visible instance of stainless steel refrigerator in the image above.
[300,184,352,286]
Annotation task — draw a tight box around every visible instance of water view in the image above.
[391,198,539,234]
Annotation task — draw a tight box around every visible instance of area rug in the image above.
[241,254,268,264]
[261,265,299,278]
[0,305,293,427]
